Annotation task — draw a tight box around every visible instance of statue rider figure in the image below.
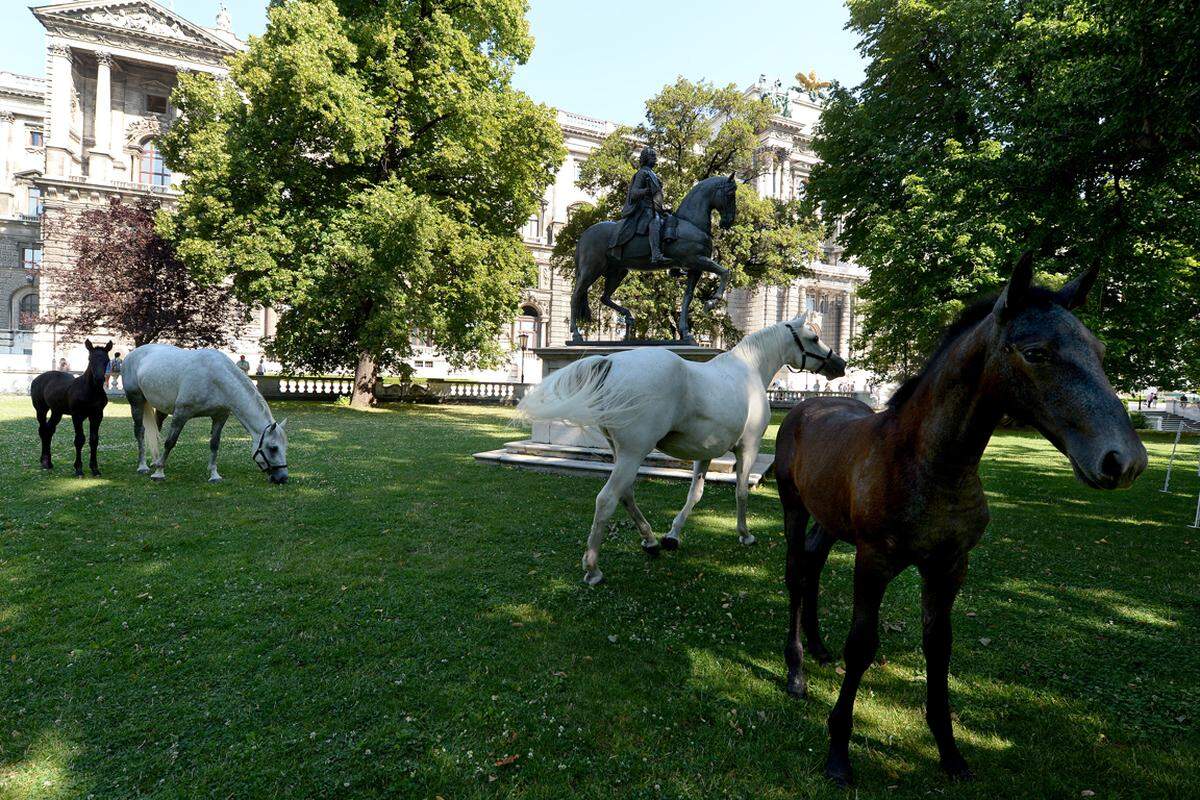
[615,146,668,264]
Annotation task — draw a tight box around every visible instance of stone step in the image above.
[473,445,775,487]
[501,439,738,473]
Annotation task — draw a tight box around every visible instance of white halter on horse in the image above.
[518,313,846,585]
[122,344,289,484]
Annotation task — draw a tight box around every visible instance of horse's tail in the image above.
[517,355,650,430]
[142,401,161,464]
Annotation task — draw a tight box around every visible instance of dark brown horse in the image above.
[774,253,1146,785]
[30,340,112,477]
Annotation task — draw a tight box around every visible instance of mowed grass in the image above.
[0,396,1197,800]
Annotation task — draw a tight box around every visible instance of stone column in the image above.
[89,51,114,182]
[839,290,852,358]
[46,44,74,177]
[0,111,13,216]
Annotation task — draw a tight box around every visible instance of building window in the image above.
[146,94,168,114]
[523,215,540,241]
[26,187,42,217]
[516,304,542,349]
[15,291,38,330]
[138,141,171,187]
[20,246,41,276]
[28,127,43,147]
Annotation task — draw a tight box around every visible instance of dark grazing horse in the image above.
[773,253,1146,785]
[30,340,112,477]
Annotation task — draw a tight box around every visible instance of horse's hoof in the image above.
[150,474,165,482]
[41,463,52,470]
[785,670,807,699]
[739,533,757,546]
[824,759,853,787]
[208,476,223,484]
[136,466,151,475]
[661,535,680,551]
[941,757,974,781]
[641,540,661,558]
[583,569,604,586]
[74,470,83,478]
[91,470,101,477]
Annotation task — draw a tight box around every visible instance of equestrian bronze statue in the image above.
[569,149,738,344]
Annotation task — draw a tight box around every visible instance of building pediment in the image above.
[33,1,241,62]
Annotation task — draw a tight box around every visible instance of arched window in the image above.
[516,304,542,349]
[13,290,37,330]
[138,140,171,187]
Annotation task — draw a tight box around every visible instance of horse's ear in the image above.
[104,341,114,352]
[277,418,287,431]
[993,250,1035,322]
[84,339,93,351]
[1056,262,1100,310]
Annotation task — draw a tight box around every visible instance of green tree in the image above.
[161,0,565,406]
[807,0,1200,389]
[552,78,821,341]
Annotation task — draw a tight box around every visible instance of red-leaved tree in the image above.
[42,197,246,348]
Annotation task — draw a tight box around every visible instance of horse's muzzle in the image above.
[1065,432,1147,490]
[821,354,848,380]
[269,468,289,484]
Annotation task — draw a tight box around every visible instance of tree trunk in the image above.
[350,351,379,409]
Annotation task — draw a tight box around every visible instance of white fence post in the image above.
[1162,427,1184,492]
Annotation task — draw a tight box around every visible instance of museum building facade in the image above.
[0,1,869,392]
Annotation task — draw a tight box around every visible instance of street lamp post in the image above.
[518,331,530,384]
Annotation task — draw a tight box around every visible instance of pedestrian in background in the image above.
[105,351,123,389]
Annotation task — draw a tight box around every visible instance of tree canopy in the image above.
[42,197,245,349]
[162,0,565,405]
[807,0,1200,389]
[552,78,821,341]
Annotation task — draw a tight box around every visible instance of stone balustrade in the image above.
[767,388,872,409]
[253,375,528,405]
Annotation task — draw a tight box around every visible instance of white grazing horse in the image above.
[122,344,290,484]
[518,314,846,585]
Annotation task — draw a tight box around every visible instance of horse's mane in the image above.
[676,175,732,219]
[731,320,790,363]
[887,287,1063,411]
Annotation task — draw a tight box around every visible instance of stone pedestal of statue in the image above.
[473,343,775,485]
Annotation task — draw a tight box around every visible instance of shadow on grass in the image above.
[0,399,1197,798]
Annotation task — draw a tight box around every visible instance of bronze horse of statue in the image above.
[773,252,1146,785]
[569,174,737,344]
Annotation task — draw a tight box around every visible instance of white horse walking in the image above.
[122,344,290,484]
[518,314,846,585]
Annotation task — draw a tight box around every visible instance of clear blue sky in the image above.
[2,1,865,125]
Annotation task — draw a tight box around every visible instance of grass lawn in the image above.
[0,396,1197,799]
